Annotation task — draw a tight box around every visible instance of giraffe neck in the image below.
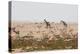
[44,20,48,23]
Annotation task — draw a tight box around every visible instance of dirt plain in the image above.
[10,21,78,52]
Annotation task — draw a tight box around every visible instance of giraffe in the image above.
[60,20,67,27]
[44,19,51,28]
[60,20,68,38]
[60,20,67,32]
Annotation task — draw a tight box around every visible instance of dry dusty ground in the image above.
[9,21,78,52]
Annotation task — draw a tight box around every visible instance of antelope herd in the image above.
[9,19,78,52]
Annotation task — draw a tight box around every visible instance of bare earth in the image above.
[10,21,78,52]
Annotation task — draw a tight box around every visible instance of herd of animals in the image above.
[9,19,78,52]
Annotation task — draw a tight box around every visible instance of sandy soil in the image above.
[11,21,78,39]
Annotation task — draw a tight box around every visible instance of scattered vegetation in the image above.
[10,20,78,52]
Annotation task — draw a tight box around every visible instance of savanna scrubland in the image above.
[9,20,78,52]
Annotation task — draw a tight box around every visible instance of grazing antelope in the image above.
[44,19,51,28]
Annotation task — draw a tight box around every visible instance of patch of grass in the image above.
[11,36,78,52]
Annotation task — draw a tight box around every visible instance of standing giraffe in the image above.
[60,20,68,38]
[60,20,67,27]
[44,19,51,28]
[60,20,68,32]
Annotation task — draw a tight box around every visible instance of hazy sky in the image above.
[12,1,78,23]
